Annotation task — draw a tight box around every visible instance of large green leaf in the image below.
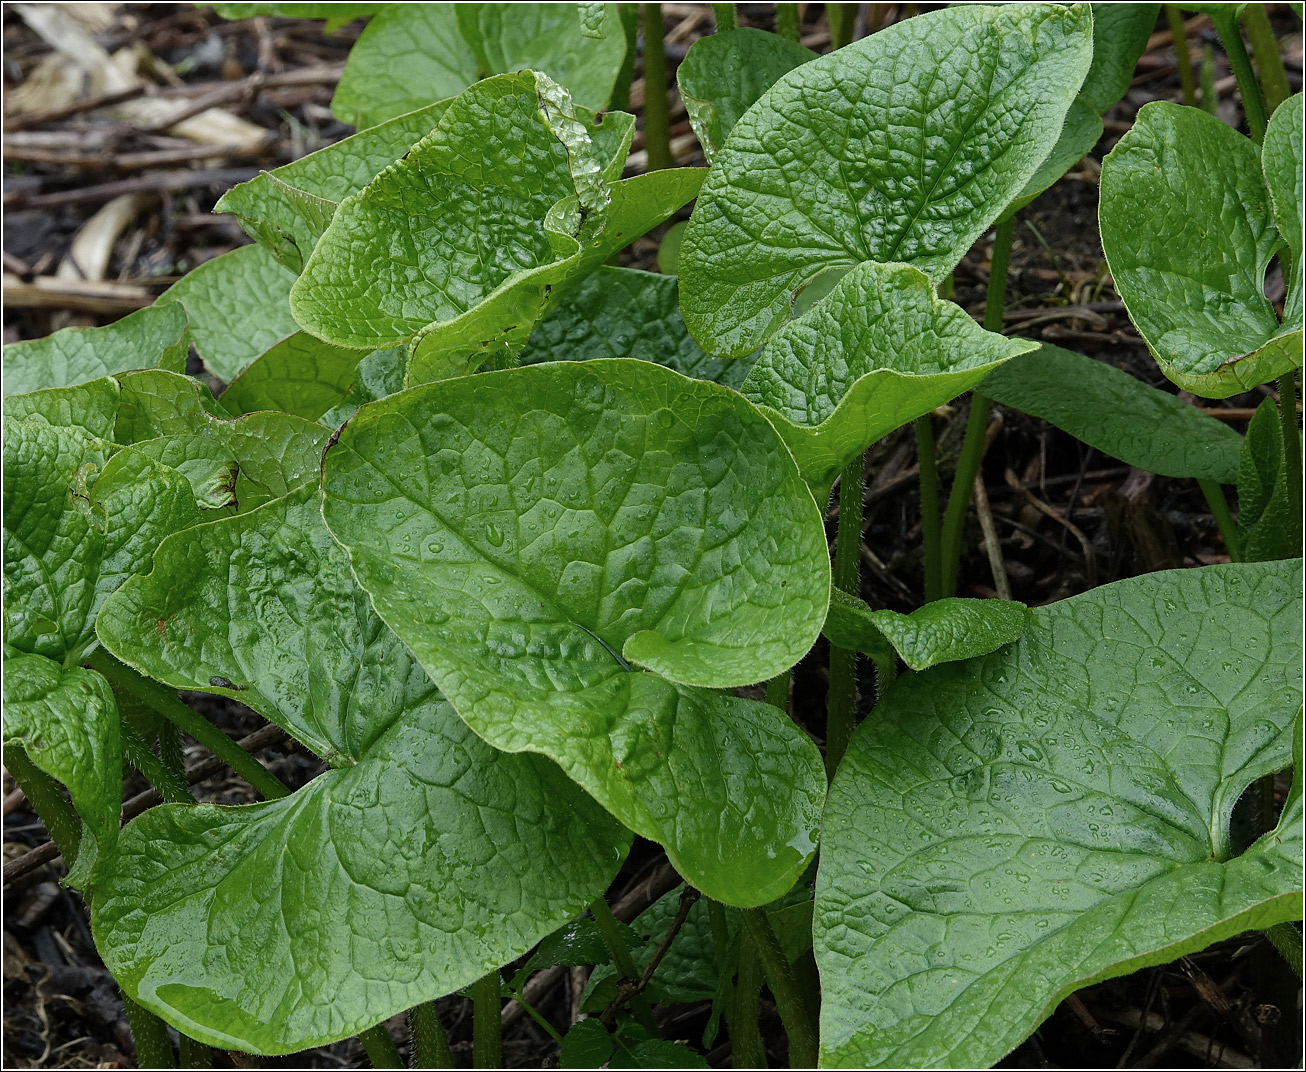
[823,589,1027,672]
[2,652,121,889]
[980,343,1245,484]
[3,407,198,662]
[1,303,188,399]
[92,698,628,1054]
[455,4,628,114]
[330,5,477,129]
[816,561,1303,1068]
[1100,101,1302,398]
[677,28,815,162]
[679,3,1093,356]
[157,244,299,382]
[520,266,757,389]
[1236,398,1301,562]
[219,332,369,421]
[215,102,450,272]
[322,360,829,905]
[1262,94,1304,328]
[741,261,1035,493]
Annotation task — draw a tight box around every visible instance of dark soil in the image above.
[2,3,1302,1069]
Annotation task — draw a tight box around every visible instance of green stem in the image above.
[741,908,818,1069]
[1199,44,1219,114]
[871,652,897,705]
[1166,5,1198,108]
[4,745,82,868]
[472,972,503,1069]
[120,720,194,804]
[711,2,736,32]
[641,4,673,171]
[826,456,864,779]
[123,994,176,1068]
[1211,8,1268,142]
[915,415,942,602]
[611,3,640,112]
[1198,479,1242,561]
[732,924,766,1068]
[1264,922,1304,977]
[179,1034,213,1069]
[1241,3,1291,116]
[765,670,791,711]
[359,1023,403,1069]
[828,2,857,50]
[86,650,290,802]
[939,215,1012,597]
[1277,374,1302,540]
[409,1002,454,1069]
[157,720,187,785]
[589,895,659,1033]
[775,2,800,42]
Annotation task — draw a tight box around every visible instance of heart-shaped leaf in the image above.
[520,266,757,389]
[679,3,1093,356]
[2,303,188,399]
[815,561,1303,1068]
[1100,101,1302,398]
[980,343,1245,484]
[741,261,1035,494]
[322,359,829,905]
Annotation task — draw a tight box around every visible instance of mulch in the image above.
[2,3,1301,1068]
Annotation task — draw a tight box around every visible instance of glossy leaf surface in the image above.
[1100,102,1302,398]
[680,3,1093,356]
[741,261,1034,492]
[157,244,299,382]
[520,267,756,388]
[677,28,815,161]
[816,561,1303,1068]
[981,343,1245,484]
[2,652,120,888]
[2,304,188,399]
[322,360,829,904]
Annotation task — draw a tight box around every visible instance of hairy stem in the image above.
[359,1023,403,1069]
[765,669,791,712]
[732,924,767,1068]
[642,4,673,171]
[178,1034,213,1069]
[86,650,290,802]
[939,215,1013,596]
[1241,3,1291,116]
[741,907,819,1068]
[828,2,858,50]
[711,2,737,32]
[1277,374,1302,544]
[827,455,864,779]
[775,3,801,42]
[120,720,194,804]
[915,415,942,602]
[1199,44,1219,114]
[1198,479,1242,562]
[1211,8,1268,142]
[3,745,82,868]
[472,973,503,1069]
[1264,922,1304,977]
[409,1002,454,1068]
[589,895,659,1033]
[1166,5,1197,108]
[123,994,176,1069]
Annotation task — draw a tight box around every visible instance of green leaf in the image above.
[815,561,1304,1068]
[215,102,451,272]
[294,72,607,352]
[157,244,299,382]
[1262,94,1303,328]
[5,376,121,440]
[679,3,1094,356]
[1236,398,1301,562]
[330,5,477,129]
[823,589,1027,671]
[319,344,408,428]
[980,343,1246,484]
[520,267,757,389]
[92,698,629,1054]
[322,360,829,905]
[455,4,628,114]
[561,1019,614,1069]
[677,28,816,162]
[3,410,198,662]
[219,332,368,421]
[1100,101,1301,398]
[2,652,120,889]
[741,261,1035,494]
[2,304,188,399]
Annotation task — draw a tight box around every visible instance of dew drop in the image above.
[485,522,505,547]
